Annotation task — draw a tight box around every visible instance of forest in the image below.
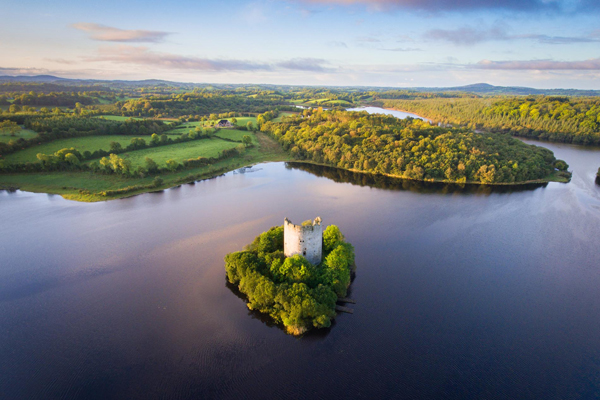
[224,224,355,335]
[381,96,600,145]
[261,109,569,184]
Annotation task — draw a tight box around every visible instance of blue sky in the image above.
[1,0,599,88]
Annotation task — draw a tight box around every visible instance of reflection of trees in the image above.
[225,278,332,339]
[286,162,547,196]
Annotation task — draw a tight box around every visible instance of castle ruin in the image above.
[284,217,323,265]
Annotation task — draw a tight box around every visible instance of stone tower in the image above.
[284,217,323,265]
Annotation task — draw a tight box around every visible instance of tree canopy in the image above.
[260,109,567,184]
[224,224,355,335]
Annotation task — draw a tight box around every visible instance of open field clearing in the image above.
[0,128,38,143]
[3,134,181,163]
[114,137,241,168]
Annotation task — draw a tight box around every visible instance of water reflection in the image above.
[286,162,547,195]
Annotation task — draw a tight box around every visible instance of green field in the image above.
[0,128,38,143]
[214,129,253,142]
[165,121,204,134]
[3,134,180,163]
[114,137,242,168]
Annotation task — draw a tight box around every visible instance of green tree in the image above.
[242,135,252,147]
[153,176,164,187]
[109,141,122,152]
[145,157,159,173]
[166,159,180,171]
[0,121,20,136]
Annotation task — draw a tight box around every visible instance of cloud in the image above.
[424,26,507,45]
[327,41,348,48]
[297,0,566,12]
[356,36,381,43]
[44,58,77,65]
[84,46,335,73]
[276,58,335,72]
[513,34,598,44]
[380,47,422,52]
[72,23,171,43]
[424,26,600,45]
[86,46,272,71]
[0,67,54,75]
[475,58,600,70]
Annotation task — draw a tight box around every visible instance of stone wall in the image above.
[284,217,323,265]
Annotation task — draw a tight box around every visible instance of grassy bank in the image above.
[0,132,291,202]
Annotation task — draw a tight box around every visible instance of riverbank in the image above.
[0,132,292,202]
[291,159,570,186]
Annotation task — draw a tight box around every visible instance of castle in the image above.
[284,217,323,265]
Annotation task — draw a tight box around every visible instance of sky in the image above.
[1,0,600,88]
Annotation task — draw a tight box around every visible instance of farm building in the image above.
[216,120,233,128]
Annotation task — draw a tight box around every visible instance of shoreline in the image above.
[0,158,570,203]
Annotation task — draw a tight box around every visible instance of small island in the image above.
[225,217,355,335]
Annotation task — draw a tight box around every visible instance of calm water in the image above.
[348,106,432,122]
[1,117,600,399]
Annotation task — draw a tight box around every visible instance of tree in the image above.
[109,141,122,152]
[153,176,163,187]
[145,157,159,173]
[64,153,80,166]
[242,135,252,147]
[166,159,180,171]
[0,121,20,136]
[231,117,238,125]
[247,121,255,131]
[9,104,21,113]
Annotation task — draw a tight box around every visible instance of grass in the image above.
[214,129,252,142]
[2,134,181,163]
[112,137,241,168]
[0,128,38,143]
[0,131,291,202]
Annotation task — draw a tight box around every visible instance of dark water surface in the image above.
[2,140,600,399]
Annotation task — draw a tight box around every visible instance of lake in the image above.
[1,109,600,399]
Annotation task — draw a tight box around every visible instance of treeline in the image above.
[225,224,355,335]
[261,109,567,184]
[114,92,294,118]
[382,96,600,145]
[370,90,475,100]
[11,92,97,107]
[0,116,172,156]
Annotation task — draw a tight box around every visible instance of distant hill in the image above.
[0,75,598,96]
[404,83,600,96]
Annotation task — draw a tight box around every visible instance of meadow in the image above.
[214,128,254,142]
[0,128,38,143]
[113,137,242,168]
[3,134,182,163]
